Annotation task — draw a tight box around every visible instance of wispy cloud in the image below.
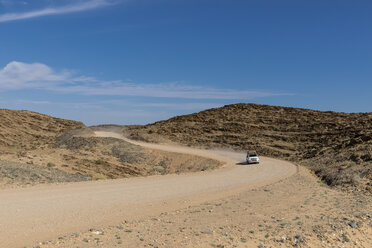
[0,61,292,100]
[0,0,116,23]
[0,98,51,105]
[130,102,224,110]
[58,83,286,99]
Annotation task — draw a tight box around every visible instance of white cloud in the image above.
[0,61,69,89]
[0,0,28,6]
[0,0,115,23]
[0,61,292,100]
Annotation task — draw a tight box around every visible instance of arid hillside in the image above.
[0,110,220,187]
[126,103,372,194]
[0,109,85,150]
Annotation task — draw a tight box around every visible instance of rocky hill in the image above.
[0,109,85,150]
[0,110,220,187]
[126,103,372,194]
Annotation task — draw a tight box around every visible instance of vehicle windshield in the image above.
[249,154,257,157]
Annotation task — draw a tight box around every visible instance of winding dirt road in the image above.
[0,131,296,248]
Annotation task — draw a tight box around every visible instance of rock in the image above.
[90,229,104,235]
[348,221,356,228]
[295,234,304,243]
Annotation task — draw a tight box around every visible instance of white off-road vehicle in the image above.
[246,150,260,164]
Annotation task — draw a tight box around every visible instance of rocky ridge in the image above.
[126,103,372,194]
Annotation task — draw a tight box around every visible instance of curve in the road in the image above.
[0,131,297,248]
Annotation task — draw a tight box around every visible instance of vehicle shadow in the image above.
[236,161,249,165]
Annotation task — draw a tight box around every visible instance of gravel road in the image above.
[0,131,296,248]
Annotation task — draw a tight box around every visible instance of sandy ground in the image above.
[0,132,297,248]
[0,130,222,186]
[40,166,372,248]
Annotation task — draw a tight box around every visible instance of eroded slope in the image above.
[126,103,372,194]
[0,109,85,149]
[0,110,221,187]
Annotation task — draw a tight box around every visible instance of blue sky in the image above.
[0,0,371,125]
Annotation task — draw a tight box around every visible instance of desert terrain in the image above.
[126,103,372,195]
[0,105,371,248]
[0,111,220,187]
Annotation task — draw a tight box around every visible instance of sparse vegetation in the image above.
[126,103,372,195]
[0,109,85,149]
[47,162,55,168]
[0,116,222,186]
[92,173,108,181]
[95,159,103,165]
[0,160,91,186]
